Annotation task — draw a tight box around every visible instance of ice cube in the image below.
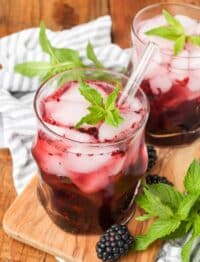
[69,169,110,193]
[174,15,197,35]
[61,82,89,104]
[137,16,166,39]
[44,121,96,143]
[33,134,67,176]
[137,16,174,51]
[189,50,200,69]
[145,63,168,79]
[44,100,89,126]
[42,155,67,176]
[129,97,143,112]
[67,151,126,193]
[99,112,141,142]
[150,74,172,94]
[169,68,189,82]
[61,81,107,103]
[188,70,200,92]
[64,151,111,174]
[171,50,189,70]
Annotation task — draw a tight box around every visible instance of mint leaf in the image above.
[135,214,153,222]
[145,9,189,55]
[174,35,186,55]
[188,36,200,47]
[184,160,200,194]
[162,10,184,34]
[105,108,124,127]
[181,234,195,262]
[75,110,104,128]
[52,47,83,66]
[39,21,59,63]
[79,81,103,107]
[134,218,180,251]
[193,214,200,236]
[181,214,200,262]
[105,85,120,111]
[177,194,199,220]
[146,183,183,212]
[136,187,174,218]
[86,42,104,68]
[164,221,189,240]
[15,62,52,77]
[145,26,179,41]
[77,81,124,128]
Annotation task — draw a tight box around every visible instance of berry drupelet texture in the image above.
[146,174,173,186]
[147,145,157,171]
[96,224,134,262]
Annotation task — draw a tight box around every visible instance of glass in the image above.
[132,3,200,146]
[32,68,149,234]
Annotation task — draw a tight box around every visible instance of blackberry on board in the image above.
[146,174,173,186]
[147,145,157,171]
[96,224,134,262]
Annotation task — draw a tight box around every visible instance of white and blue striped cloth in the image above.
[0,15,198,262]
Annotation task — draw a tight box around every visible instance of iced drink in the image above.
[132,3,200,145]
[32,69,149,234]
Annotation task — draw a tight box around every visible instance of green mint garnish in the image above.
[145,9,200,55]
[76,81,124,128]
[14,21,124,129]
[14,22,104,81]
[134,160,200,262]
[86,41,104,68]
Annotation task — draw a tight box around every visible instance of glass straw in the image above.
[118,42,156,105]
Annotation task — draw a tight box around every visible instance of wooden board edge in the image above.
[2,175,77,262]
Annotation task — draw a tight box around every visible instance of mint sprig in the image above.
[86,41,104,68]
[14,22,103,81]
[145,9,200,55]
[76,81,124,128]
[134,160,200,262]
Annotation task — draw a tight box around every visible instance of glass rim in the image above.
[34,67,149,147]
[132,2,200,59]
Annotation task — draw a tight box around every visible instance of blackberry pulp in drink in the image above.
[32,69,149,234]
[132,3,200,145]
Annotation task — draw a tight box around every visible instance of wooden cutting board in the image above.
[3,139,200,262]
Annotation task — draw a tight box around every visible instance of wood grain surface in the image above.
[0,0,199,48]
[3,139,200,262]
[0,149,55,261]
[0,0,200,261]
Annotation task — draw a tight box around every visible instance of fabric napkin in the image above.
[0,15,198,262]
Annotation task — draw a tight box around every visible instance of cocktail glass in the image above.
[132,3,200,145]
[32,68,149,234]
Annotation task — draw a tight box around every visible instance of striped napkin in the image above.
[0,15,198,262]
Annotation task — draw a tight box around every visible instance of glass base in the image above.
[146,126,200,146]
[37,179,140,235]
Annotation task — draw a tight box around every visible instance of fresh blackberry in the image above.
[96,224,134,262]
[146,174,173,186]
[147,145,157,171]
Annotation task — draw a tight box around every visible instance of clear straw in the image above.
[118,42,156,106]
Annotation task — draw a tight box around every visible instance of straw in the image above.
[118,42,157,105]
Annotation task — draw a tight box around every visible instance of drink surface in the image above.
[32,80,147,233]
[134,13,200,145]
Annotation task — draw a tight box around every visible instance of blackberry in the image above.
[147,145,157,171]
[146,174,173,186]
[96,224,134,262]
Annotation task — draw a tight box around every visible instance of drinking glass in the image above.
[132,3,200,145]
[32,68,149,234]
